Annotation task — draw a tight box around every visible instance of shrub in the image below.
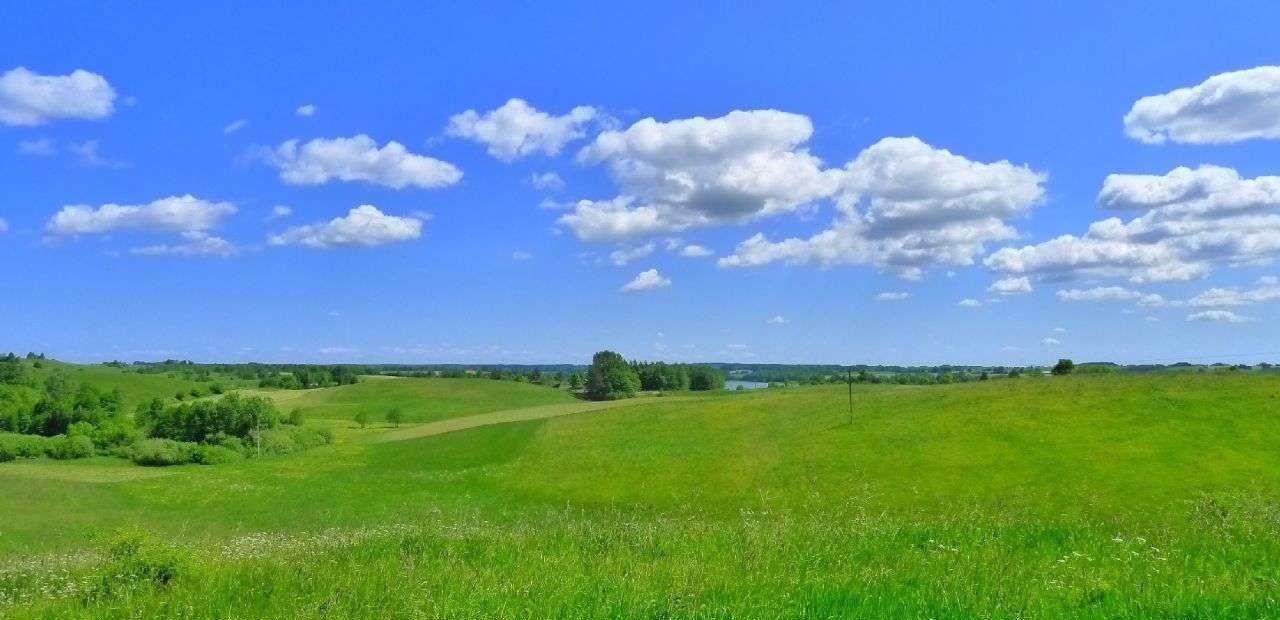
[191,444,242,465]
[286,408,305,426]
[7,433,48,458]
[94,528,188,594]
[46,434,95,459]
[128,438,197,466]
[255,425,332,456]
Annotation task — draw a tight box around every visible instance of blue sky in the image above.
[4,2,1280,365]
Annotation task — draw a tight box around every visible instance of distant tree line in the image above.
[584,352,726,400]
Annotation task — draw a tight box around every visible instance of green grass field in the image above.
[2,372,1279,617]
[244,375,579,423]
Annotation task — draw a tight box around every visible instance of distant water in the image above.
[724,380,769,390]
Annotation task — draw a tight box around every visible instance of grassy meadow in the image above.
[2,370,1279,617]
[243,375,578,424]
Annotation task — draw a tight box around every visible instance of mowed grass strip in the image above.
[376,395,700,442]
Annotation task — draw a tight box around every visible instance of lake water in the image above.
[725,379,770,390]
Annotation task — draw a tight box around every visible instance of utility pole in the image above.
[847,367,854,424]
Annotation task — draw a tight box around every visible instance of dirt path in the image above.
[375,396,691,443]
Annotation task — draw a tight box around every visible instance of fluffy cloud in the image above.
[0,67,116,126]
[46,195,236,235]
[556,197,673,241]
[958,298,982,307]
[1041,337,1061,346]
[766,315,789,324]
[719,136,1045,279]
[224,119,249,134]
[1055,286,1164,305]
[989,276,1032,295]
[130,231,237,257]
[620,268,671,292]
[874,291,910,301]
[266,205,292,221]
[1186,310,1252,324]
[266,135,462,189]
[529,172,565,190]
[562,110,841,241]
[267,205,423,249]
[1125,66,1280,144]
[679,244,713,258]
[447,98,598,161]
[296,104,317,117]
[1188,278,1280,307]
[987,165,1280,283]
[609,242,655,266]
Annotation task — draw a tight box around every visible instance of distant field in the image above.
[2,372,1279,617]
[243,375,579,423]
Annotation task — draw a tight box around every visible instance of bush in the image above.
[191,444,242,465]
[255,425,332,456]
[9,433,48,458]
[128,438,197,466]
[286,408,305,426]
[46,434,95,459]
[0,432,50,461]
[95,528,188,594]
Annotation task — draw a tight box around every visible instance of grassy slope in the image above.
[244,375,577,423]
[2,373,1279,617]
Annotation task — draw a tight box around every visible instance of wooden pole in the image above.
[847,368,853,424]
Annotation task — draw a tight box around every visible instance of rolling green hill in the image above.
[243,375,579,423]
[2,372,1278,617]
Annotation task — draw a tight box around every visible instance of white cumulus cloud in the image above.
[987,165,1280,284]
[679,244,713,258]
[130,231,238,258]
[223,119,249,134]
[609,242,655,266]
[46,195,236,235]
[447,98,598,161]
[1188,278,1280,307]
[720,136,1045,279]
[958,298,982,307]
[563,109,842,241]
[620,268,671,292]
[266,135,462,189]
[989,276,1032,295]
[874,292,910,301]
[0,67,116,126]
[528,171,565,190]
[296,104,317,117]
[1125,66,1280,144]
[1186,310,1252,324]
[766,315,789,324]
[267,205,423,249]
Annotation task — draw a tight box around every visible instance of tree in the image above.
[354,410,370,429]
[386,408,404,427]
[568,373,583,390]
[585,351,641,400]
[1052,358,1075,375]
[688,365,726,391]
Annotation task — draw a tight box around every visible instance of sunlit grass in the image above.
[2,372,1279,617]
